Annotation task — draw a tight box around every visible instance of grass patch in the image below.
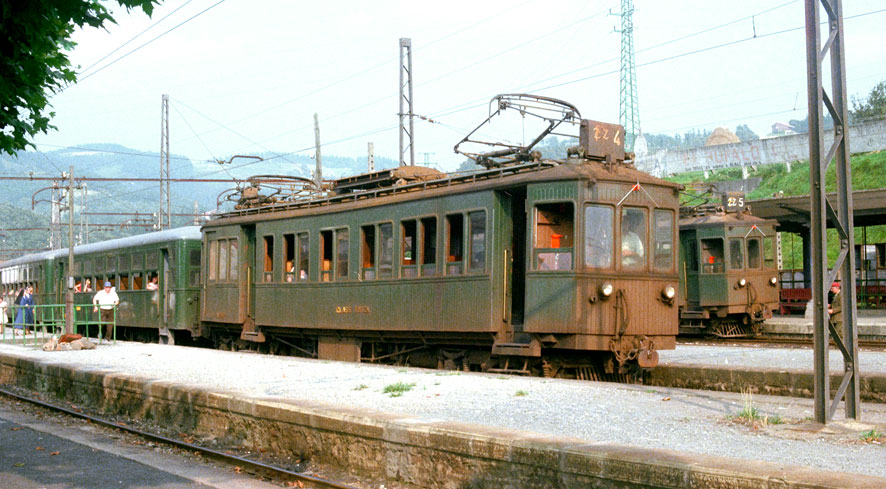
[383,381,416,398]
[514,390,528,397]
[435,371,461,376]
[860,429,884,444]
[353,384,368,391]
[729,388,782,428]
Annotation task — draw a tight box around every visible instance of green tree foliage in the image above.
[851,80,886,123]
[734,124,759,141]
[0,0,157,155]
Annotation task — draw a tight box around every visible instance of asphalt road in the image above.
[0,400,279,489]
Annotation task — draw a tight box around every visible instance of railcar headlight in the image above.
[738,278,747,288]
[770,276,778,286]
[662,285,676,300]
[600,282,613,297]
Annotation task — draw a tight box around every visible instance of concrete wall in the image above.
[637,119,886,177]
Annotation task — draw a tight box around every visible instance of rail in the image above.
[1,303,116,347]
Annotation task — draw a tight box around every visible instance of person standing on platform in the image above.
[92,281,119,341]
[828,281,842,330]
[14,286,35,335]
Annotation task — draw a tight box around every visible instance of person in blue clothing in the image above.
[13,286,35,336]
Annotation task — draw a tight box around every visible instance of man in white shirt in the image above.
[92,281,119,341]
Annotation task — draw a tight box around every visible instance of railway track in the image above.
[0,387,358,489]
[678,335,886,350]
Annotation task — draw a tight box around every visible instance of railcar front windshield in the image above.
[620,207,647,269]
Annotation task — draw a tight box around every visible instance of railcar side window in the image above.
[209,241,218,281]
[335,228,349,280]
[701,238,724,273]
[583,205,613,269]
[653,209,674,272]
[219,241,228,281]
[421,217,437,276]
[747,237,762,269]
[132,272,143,290]
[118,274,129,291]
[229,240,238,281]
[284,234,295,282]
[534,203,573,271]
[189,250,200,268]
[320,230,333,282]
[401,220,417,278]
[685,238,699,272]
[469,211,487,272]
[621,207,647,270]
[263,236,274,282]
[445,214,464,275]
[297,232,310,281]
[361,225,376,280]
[378,223,393,279]
[119,253,131,271]
[729,238,744,270]
[764,236,775,268]
[146,251,159,270]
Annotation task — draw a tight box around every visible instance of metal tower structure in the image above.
[49,182,61,249]
[804,0,859,423]
[399,38,415,167]
[160,94,171,230]
[314,113,323,187]
[617,0,640,151]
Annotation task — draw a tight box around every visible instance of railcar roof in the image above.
[679,209,776,229]
[0,226,202,269]
[208,159,682,226]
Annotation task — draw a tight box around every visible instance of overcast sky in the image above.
[31,0,886,173]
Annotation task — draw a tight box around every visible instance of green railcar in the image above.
[202,120,681,376]
[0,227,202,343]
[678,201,780,337]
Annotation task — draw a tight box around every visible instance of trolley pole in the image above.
[65,166,75,335]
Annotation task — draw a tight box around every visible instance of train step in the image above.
[491,338,541,357]
[680,309,708,319]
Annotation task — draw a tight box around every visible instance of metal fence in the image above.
[1,303,116,348]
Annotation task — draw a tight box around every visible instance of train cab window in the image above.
[534,203,573,271]
[297,232,310,281]
[747,237,762,269]
[764,237,775,268]
[219,241,228,281]
[420,217,437,276]
[701,238,724,273]
[378,223,393,279]
[729,238,744,270]
[401,220,418,278]
[209,241,218,281]
[445,214,464,275]
[583,205,613,269]
[263,236,274,282]
[361,225,376,280]
[284,234,296,282]
[621,207,647,270]
[469,211,487,272]
[335,228,349,280]
[653,209,674,272]
[229,240,239,281]
[320,230,333,282]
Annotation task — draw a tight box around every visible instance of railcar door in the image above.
[495,189,527,331]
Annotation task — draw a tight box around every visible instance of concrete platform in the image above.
[1,341,885,489]
[763,315,886,338]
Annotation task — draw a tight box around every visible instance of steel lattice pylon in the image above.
[618,0,640,151]
[160,94,171,230]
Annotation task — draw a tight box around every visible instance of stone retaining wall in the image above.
[1,352,883,489]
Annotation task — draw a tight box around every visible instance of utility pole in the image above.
[160,94,171,230]
[313,113,323,188]
[805,0,858,423]
[399,37,415,167]
[367,142,375,172]
[616,0,640,151]
[65,166,75,335]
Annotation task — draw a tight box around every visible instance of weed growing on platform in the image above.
[730,388,781,428]
[860,429,884,444]
[383,381,416,397]
[514,390,528,397]
[353,384,368,391]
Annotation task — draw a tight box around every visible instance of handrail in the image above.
[1,303,116,347]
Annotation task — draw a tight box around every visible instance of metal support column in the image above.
[160,94,171,230]
[398,37,415,167]
[65,166,75,335]
[313,113,323,188]
[804,0,859,423]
